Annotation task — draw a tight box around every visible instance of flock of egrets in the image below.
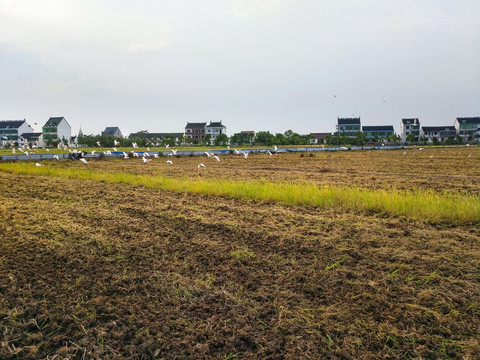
[29,142,282,168]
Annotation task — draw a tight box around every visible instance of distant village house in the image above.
[454,117,480,141]
[336,117,361,138]
[205,121,227,144]
[184,122,207,141]
[400,118,420,142]
[362,125,395,140]
[310,133,330,144]
[42,117,71,145]
[420,126,456,143]
[102,127,124,138]
[0,119,33,147]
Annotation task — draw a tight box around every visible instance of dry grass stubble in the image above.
[0,171,479,359]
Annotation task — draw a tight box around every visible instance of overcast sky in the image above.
[1,0,479,136]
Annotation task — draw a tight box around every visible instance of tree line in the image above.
[76,129,472,148]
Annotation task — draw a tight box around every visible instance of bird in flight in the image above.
[198,163,206,168]
[213,155,220,162]
[80,158,88,164]
[166,160,173,165]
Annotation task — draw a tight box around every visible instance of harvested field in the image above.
[0,147,479,359]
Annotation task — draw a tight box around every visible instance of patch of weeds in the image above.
[424,269,442,284]
[230,247,255,260]
[324,257,347,271]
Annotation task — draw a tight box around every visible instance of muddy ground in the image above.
[0,147,479,359]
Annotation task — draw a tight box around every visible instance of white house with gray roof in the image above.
[42,117,71,144]
[400,118,420,142]
[454,117,480,142]
[205,121,227,144]
[102,127,124,138]
[0,119,33,147]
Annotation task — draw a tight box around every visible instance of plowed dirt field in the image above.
[1,147,479,359]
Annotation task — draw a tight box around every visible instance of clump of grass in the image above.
[1,163,479,224]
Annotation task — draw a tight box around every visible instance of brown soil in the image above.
[0,147,479,359]
[36,146,480,194]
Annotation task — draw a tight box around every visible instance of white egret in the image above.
[123,152,128,159]
[166,160,173,165]
[80,158,88,164]
[213,155,220,162]
[198,163,206,168]
[113,147,117,152]
[96,141,101,146]
[53,155,59,160]
[35,163,43,167]
[244,152,248,158]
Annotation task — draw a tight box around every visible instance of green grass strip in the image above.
[1,163,479,224]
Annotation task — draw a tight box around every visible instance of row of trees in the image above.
[76,129,474,148]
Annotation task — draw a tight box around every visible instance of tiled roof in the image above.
[456,117,480,124]
[362,125,394,131]
[338,117,360,125]
[206,121,225,128]
[20,132,42,140]
[185,122,207,129]
[104,127,120,133]
[421,126,456,131]
[0,120,26,129]
[310,133,330,139]
[44,117,65,127]
[402,118,419,125]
